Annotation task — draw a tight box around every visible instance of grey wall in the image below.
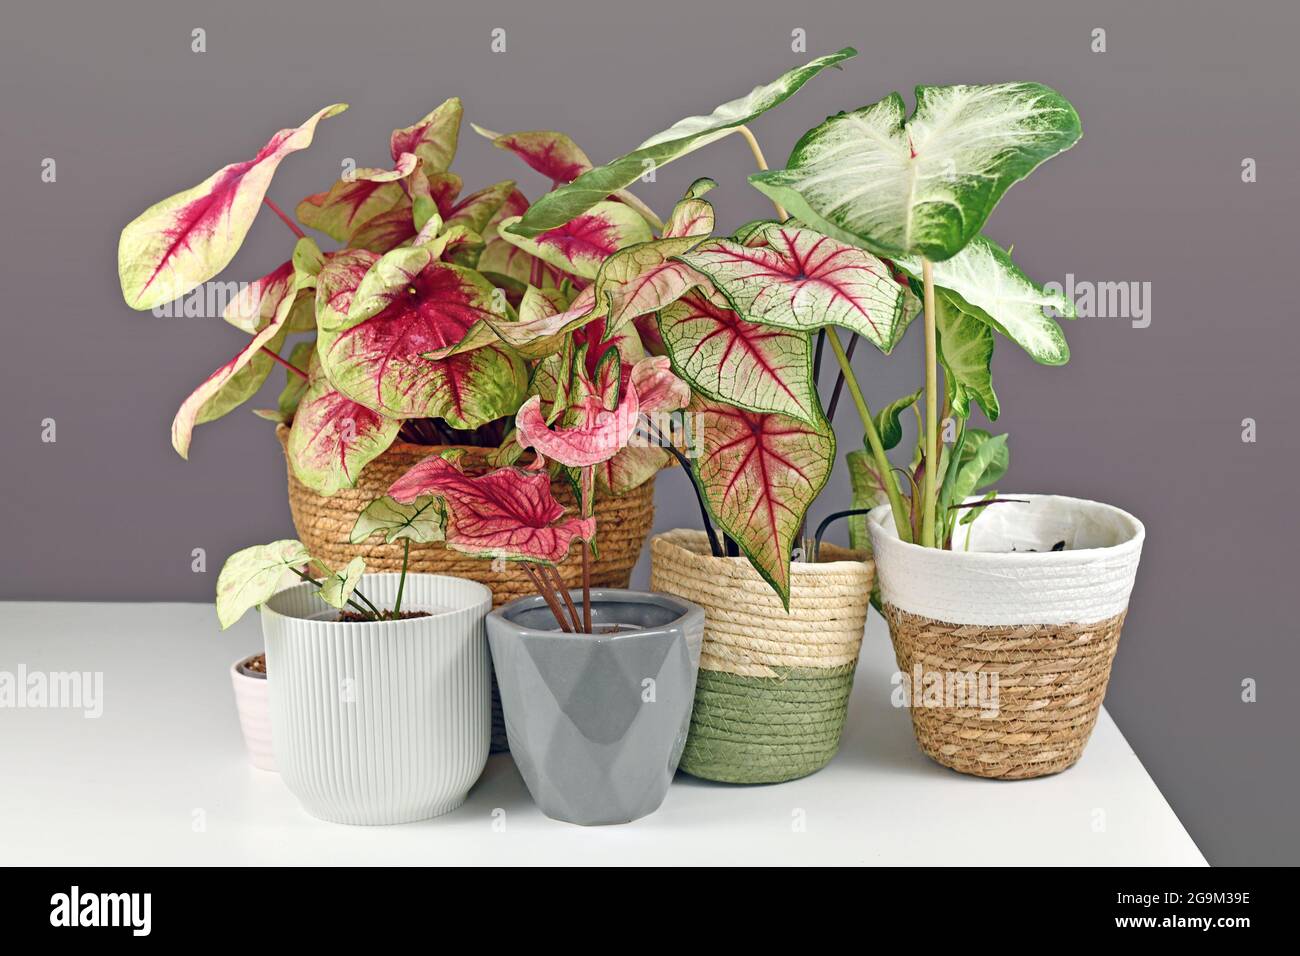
[2,0,1296,864]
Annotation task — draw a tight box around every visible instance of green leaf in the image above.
[317,556,366,610]
[873,388,922,450]
[845,449,886,551]
[947,431,1009,508]
[935,294,1000,420]
[749,82,1080,262]
[350,495,446,545]
[508,48,857,236]
[215,540,311,630]
[900,235,1074,365]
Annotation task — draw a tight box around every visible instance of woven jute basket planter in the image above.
[868,495,1145,780]
[649,529,873,784]
[276,425,656,751]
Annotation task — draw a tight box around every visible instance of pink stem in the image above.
[263,197,306,240]
[260,346,307,379]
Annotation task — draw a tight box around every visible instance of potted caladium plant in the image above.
[747,83,1146,779]
[116,50,854,751]
[387,344,706,826]
[215,525,492,824]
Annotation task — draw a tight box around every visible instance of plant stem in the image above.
[736,125,787,220]
[261,346,308,380]
[580,466,594,634]
[393,538,409,615]
[825,328,912,543]
[263,197,306,240]
[545,564,580,631]
[649,420,722,557]
[310,559,382,618]
[525,564,571,632]
[920,258,939,549]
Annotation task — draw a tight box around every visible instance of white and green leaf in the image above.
[317,556,366,610]
[215,540,311,630]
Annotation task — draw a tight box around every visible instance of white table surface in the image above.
[0,601,1205,866]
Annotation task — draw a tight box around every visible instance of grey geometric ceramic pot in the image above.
[487,589,704,826]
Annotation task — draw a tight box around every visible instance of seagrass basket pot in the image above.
[868,495,1145,780]
[276,425,656,750]
[649,529,873,784]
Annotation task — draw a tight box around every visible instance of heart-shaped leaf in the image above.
[508,49,856,236]
[388,457,594,564]
[594,443,669,495]
[350,495,446,545]
[689,398,834,607]
[391,98,462,173]
[215,540,311,630]
[680,223,908,352]
[119,103,347,311]
[498,201,653,279]
[658,288,817,423]
[286,354,403,496]
[935,293,1000,420]
[898,235,1074,364]
[750,83,1081,262]
[315,247,527,425]
[317,556,366,610]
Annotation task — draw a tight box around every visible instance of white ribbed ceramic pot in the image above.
[230,655,275,771]
[868,495,1145,779]
[261,573,492,824]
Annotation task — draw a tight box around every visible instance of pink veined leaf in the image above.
[428,285,599,361]
[119,103,347,311]
[388,456,594,563]
[658,287,819,424]
[679,223,908,353]
[661,194,716,239]
[171,275,298,459]
[515,382,641,469]
[629,356,690,413]
[222,260,295,333]
[391,98,463,173]
[477,127,594,185]
[286,354,403,496]
[295,153,418,248]
[444,180,517,235]
[409,165,464,231]
[315,247,526,427]
[591,236,708,337]
[496,201,653,280]
[595,443,669,495]
[690,398,835,607]
[573,309,646,379]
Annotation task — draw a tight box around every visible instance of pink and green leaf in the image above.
[473,126,593,185]
[497,201,653,280]
[286,354,402,496]
[295,156,417,247]
[444,180,517,235]
[391,97,462,173]
[679,223,908,353]
[591,236,708,336]
[662,178,718,239]
[388,456,593,564]
[689,398,834,607]
[515,390,639,468]
[657,287,818,423]
[119,103,347,311]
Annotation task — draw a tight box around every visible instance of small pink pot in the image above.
[230,655,276,771]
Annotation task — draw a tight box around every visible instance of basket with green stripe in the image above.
[649,529,873,783]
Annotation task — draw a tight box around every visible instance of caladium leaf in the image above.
[317,556,366,610]
[482,187,530,243]
[935,293,1000,420]
[222,260,295,334]
[689,399,834,607]
[388,457,594,564]
[595,444,669,496]
[119,103,347,311]
[350,495,445,545]
[658,288,817,423]
[508,48,856,236]
[498,201,653,279]
[171,281,297,458]
[873,388,923,450]
[426,284,597,361]
[629,355,690,413]
[591,236,708,335]
[346,206,418,254]
[286,354,403,496]
[444,180,517,235]
[473,126,594,185]
[252,340,314,423]
[662,178,718,239]
[680,223,907,352]
[315,246,527,425]
[898,235,1074,364]
[410,166,464,231]
[477,237,564,296]
[750,83,1081,262]
[215,540,311,630]
[295,155,418,247]
[515,388,639,468]
[845,449,887,552]
[391,97,462,173]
